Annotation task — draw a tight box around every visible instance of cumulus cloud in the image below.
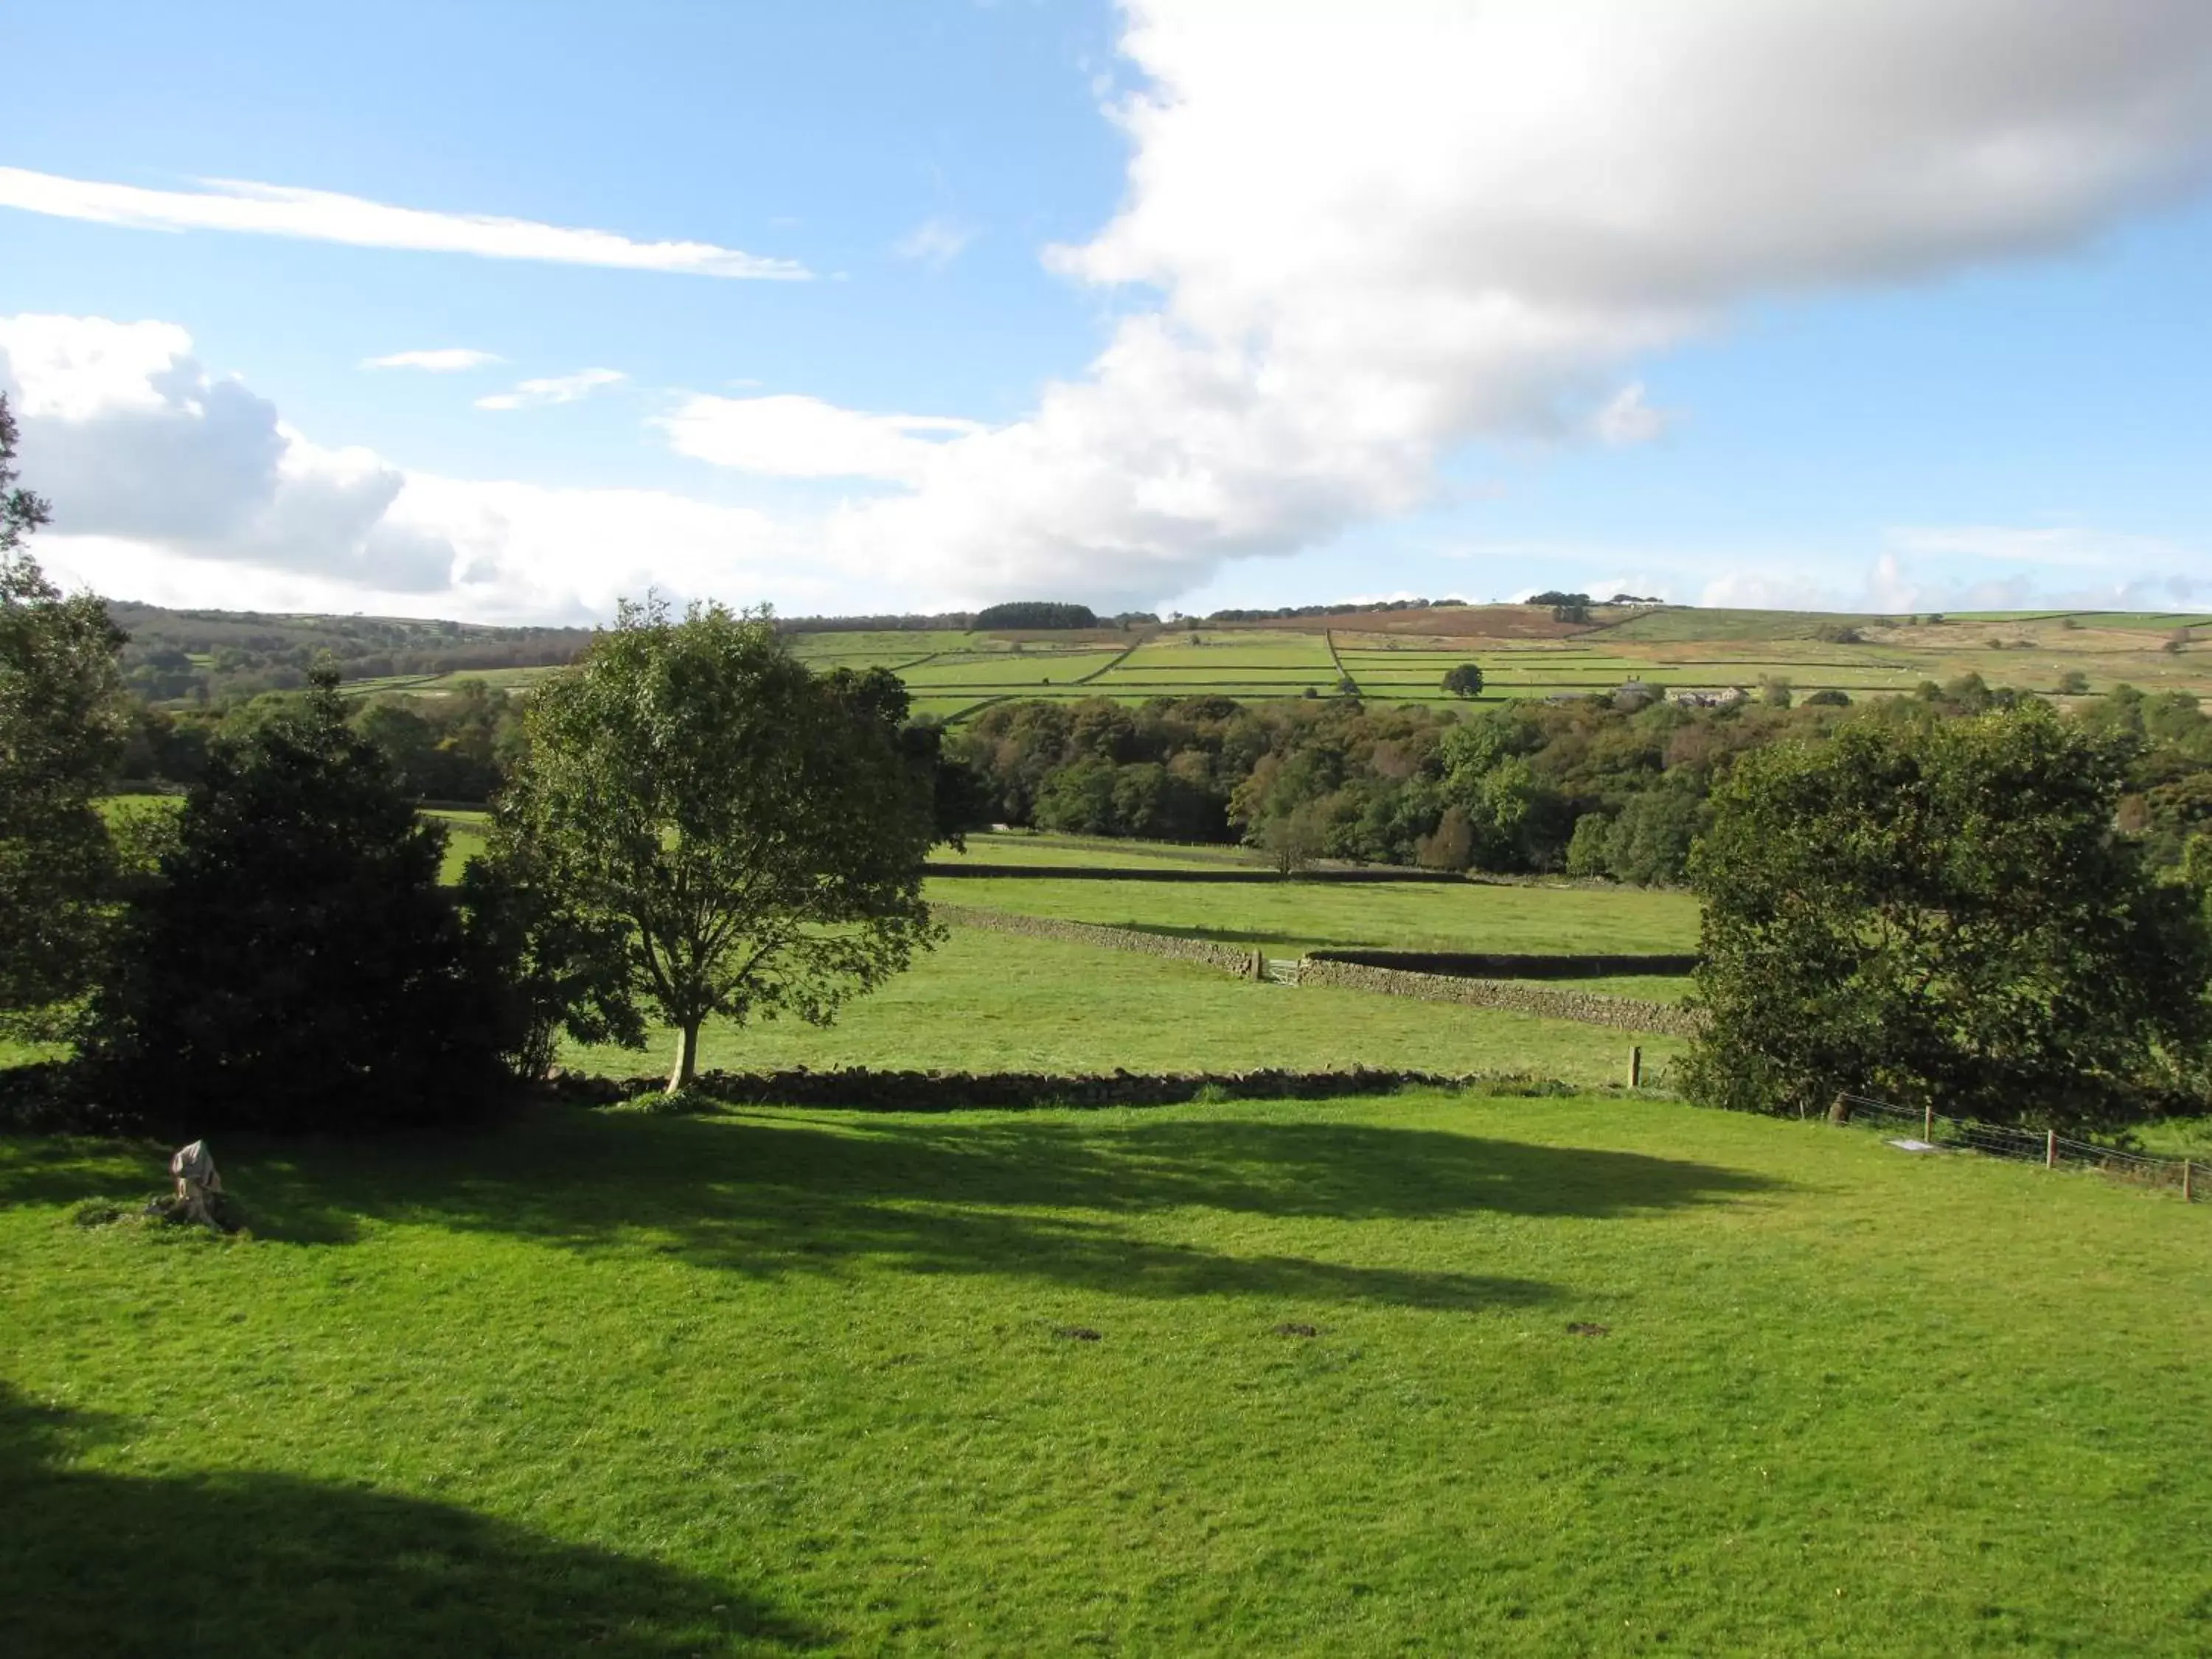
[0,313,453,588]
[361,347,503,372]
[0,166,810,280]
[474,369,627,411]
[658,394,985,483]
[1,313,866,619]
[786,0,2212,606]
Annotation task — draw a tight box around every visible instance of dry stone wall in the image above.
[547,1065,1579,1112]
[1307,948,1699,978]
[1295,958,1704,1037]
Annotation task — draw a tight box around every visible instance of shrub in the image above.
[86,669,507,1135]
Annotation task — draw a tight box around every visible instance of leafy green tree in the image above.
[88,668,504,1132]
[0,395,131,1031]
[1441,662,1485,698]
[455,837,641,1082]
[1685,705,2212,1129]
[504,599,940,1092]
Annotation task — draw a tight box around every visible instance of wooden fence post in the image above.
[1629,1046,1642,1088]
[2186,1160,2195,1203]
[2045,1129,2056,1169]
[1923,1101,1934,1143]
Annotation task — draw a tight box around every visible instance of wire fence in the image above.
[1834,1093,2200,1201]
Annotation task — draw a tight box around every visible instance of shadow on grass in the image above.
[1102,921,1376,949]
[0,1385,821,1658]
[220,1107,1775,1312]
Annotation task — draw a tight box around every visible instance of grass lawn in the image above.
[924,874,1701,958]
[562,928,1682,1083]
[7,1091,2210,1655]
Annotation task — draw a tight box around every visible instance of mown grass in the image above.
[7,1091,2211,1655]
[563,927,1683,1081]
[924,873,1700,958]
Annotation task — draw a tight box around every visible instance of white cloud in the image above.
[0,313,451,588]
[792,0,2212,607]
[3,313,857,619]
[658,394,984,483]
[361,347,503,372]
[894,215,978,271]
[474,369,627,412]
[0,166,810,280]
[1593,382,1672,447]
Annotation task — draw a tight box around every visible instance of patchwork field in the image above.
[9,1091,2209,1655]
[324,605,2212,718]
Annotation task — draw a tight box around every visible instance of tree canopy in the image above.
[972,601,1099,630]
[1441,663,1485,699]
[88,668,504,1133]
[0,394,131,1030]
[1684,703,2212,1129]
[502,600,942,1091]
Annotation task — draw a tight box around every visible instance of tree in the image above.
[504,599,941,1092]
[1684,705,2212,1130]
[0,394,131,1030]
[1441,663,1485,699]
[88,668,504,1132]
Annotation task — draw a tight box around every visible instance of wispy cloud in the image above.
[361,347,503,372]
[1593,382,1673,446]
[475,369,627,411]
[0,167,810,280]
[894,215,978,271]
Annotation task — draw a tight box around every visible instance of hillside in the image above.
[107,598,2212,719]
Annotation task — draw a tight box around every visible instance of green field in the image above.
[562,927,1680,1082]
[9,1091,2210,1655]
[922,872,1700,959]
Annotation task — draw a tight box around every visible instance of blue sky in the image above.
[2,1,2210,622]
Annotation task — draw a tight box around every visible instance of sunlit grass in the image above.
[8,1092,2210,1654]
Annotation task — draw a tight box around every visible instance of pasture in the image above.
[560,927,1682,1084]
[7,1091,2210,1655]
[922,868,1700,959]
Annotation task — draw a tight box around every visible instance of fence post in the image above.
[1629,1045,1642,1089]
[2187,1160,2195,1204]
[1923,1101,1933,1143]
[2045,1129,2056,1170]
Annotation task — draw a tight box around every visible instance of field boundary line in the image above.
[1832,1093,2201,1201]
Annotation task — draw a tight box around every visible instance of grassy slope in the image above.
[562,928,1682,1082]
[7,1093,2209,1655]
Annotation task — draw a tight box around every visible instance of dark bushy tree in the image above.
[88,669,505,1133]
[1684,705,2212,1129]
[1441,663,1485,698]
[0,395,131,1032]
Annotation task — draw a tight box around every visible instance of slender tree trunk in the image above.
[667,1020,700,1093]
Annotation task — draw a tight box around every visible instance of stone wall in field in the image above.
[927,863,1462,883]
[1306,948,1699,979]
[931,902,1260,975]
[1293,959,1703,1037]
[546,1065,1583,1111]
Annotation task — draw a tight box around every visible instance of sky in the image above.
[3,0,2212,625]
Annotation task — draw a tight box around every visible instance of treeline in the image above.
[111,602,592,703]
[1199,597,1473,623]
[120,679,528,804]
[946,676,2212,885]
